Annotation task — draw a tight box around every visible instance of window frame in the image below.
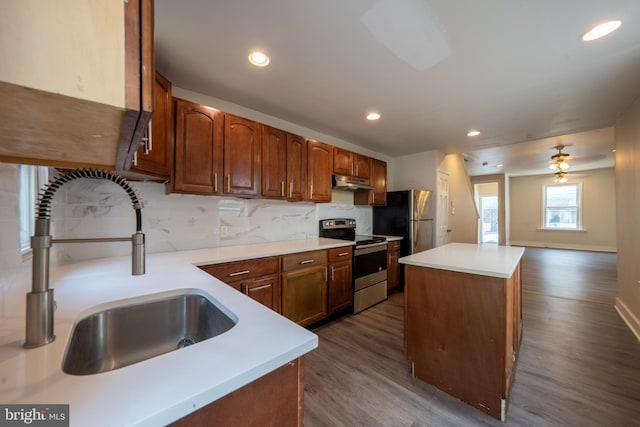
[541,182,583,231]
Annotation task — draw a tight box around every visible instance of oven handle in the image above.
[355,242,387,250]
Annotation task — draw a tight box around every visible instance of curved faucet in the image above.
[24,169,145,348]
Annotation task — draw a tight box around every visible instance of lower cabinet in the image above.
[170,357,304,427]
[387,240,401,291]
[199,256,281,313]
[281,250,328,326]
[328,246,353,314]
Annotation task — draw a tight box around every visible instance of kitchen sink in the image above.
[62,291,237,375]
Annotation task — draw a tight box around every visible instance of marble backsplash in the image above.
[52,179,372,265]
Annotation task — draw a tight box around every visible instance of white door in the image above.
[435,170,450,247]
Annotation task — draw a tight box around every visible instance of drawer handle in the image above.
[299,259,315,265]
[229,270,250,277]
[337,252,349,257]
[242,283,271,294]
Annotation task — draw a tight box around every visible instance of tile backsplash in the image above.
[0,164,370,319]
[52,179,372,264]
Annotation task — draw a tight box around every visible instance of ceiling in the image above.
[155,0,640,176]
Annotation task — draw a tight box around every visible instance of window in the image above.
[18,165,48,254]
[542,183,581,230]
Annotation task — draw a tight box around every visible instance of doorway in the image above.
[471,175,508,245]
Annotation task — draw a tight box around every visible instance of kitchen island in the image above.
[0,238,353,426]
[400,243,525,421]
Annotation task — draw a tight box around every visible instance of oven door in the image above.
[353,243,387,291]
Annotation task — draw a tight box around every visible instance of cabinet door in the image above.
[329,261,352,314]
[371,158,387,206]
[354,154,370,179]
[306,140,333,202]
[356,158,387,206]
[286,133,307,201]
[282,265,327,326]
[224,114,261,197]
[333,147,353,176]
[387,241,401,291]
[261,125,287,199]
[131,72,172,179]
[241,275,281,314]
[172,98,222,194]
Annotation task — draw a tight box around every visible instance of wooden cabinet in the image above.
[334,148,370,180]
[261,125,287,199]
[306,140,333,202]
[199,257,281,313]
[129,72,172,180]
[404,261,523,421]
[172,98,223,195]
[286,133,307,201]
[224,114,261,197]
[354,153,371,179]
[0,0,154,171]
[328,246,353,314]
[386,240,401,291]
[282,250,328,326]
[333,147,354,176]
[171,357,304,427]
[355,158,387,206]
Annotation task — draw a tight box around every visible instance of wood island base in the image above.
[404,262,522,421]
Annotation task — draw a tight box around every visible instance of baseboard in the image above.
[615,298,640,342]
[509,241,616,253]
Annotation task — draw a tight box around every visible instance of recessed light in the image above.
[496,163,503,168]
[467,130,480,137]
[366,112,381,121]
[248,51,270,67]
[581,20,622,41]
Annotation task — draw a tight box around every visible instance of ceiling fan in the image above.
[549,145,587,183]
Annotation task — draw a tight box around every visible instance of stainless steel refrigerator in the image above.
[373,189,434,257]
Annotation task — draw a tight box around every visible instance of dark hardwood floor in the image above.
[304,247,640,426]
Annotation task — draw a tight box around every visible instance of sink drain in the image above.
[177,338,197,349]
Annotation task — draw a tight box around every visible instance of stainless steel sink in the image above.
[62,292,237,375]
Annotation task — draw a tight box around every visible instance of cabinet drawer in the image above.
[282,250,327,272]
[200,257,279,282]
[328,246,353,263]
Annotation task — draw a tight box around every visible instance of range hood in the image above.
[332,174,374,191]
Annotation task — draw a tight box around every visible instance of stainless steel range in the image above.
[319,218,387,313]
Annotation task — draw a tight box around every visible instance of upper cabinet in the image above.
[354,153,371,179]
[307,140,333,202]
[354,158,387,206]
[261,125,288,199]
[333,147,354,176]
[224,114,261,197]
[286,133,307,201]
[172,98,223,195]
[333,148,371,180]
[129,72,172,180]
[0,0,154,170]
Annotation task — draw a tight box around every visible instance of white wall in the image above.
[438,154,478,244]
[614,95,640,340]
[509,167,616,252]
[390,149,438,192]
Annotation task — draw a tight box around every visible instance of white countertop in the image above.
[0,238,352,426]
[399,243,525,278]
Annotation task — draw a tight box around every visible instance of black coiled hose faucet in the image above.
[24,169,145,349]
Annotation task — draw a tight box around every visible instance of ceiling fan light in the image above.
[559,161,570,170]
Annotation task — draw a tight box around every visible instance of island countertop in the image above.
[0,237,352,427]
[399,242,525,279]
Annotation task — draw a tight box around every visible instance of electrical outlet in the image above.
[220,225,229,237]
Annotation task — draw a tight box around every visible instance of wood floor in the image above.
[304,247,640,426]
